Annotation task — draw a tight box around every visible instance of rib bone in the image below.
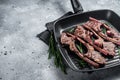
[61,33,100,68]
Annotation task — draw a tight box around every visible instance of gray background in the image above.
[0,0,120,80]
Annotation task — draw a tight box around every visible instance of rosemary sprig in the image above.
[118,49,120,56]
[91,36,95,42]
[48,33,56,59]
[76,59,88,68]
[48,32,67,74]
[117,46,120,56]
[68,28,75,33]
[76,43,88,67]
[76,43,83,53]
[102,27,107,34]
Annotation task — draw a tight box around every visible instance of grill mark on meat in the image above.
[83,22,116,56]
[76,37,106,64]
[60,17,120,68]
[61,33,100,68]
[83,23,104,47]
[61,33,106,66]
[74,25,114,56]
[89,17,120,46]
[103,42,116,56]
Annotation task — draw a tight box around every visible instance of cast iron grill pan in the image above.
[53,0,120,72]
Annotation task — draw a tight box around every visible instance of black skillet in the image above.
[53,0,120,72]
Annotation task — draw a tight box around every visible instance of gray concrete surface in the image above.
[0,0,120,80]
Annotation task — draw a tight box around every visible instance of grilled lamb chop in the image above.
[61,33,100,68]
[74,25,115,56]
[67,33,106,64]
[61,33,106,66]
[103,42,116,56]
[76,37,105,64]
[83,23,104,48]
[83,23,116,56]
[88,17,120,46]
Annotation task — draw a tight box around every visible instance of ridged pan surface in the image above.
[54,10,120,72]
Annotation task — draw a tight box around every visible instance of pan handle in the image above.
[70,0,83,13]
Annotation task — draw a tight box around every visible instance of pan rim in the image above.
[53,9,118,42]
[53,9,120,72]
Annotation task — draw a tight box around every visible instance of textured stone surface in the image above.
[0,0,120,80]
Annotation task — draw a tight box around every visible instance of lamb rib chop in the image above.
[74,25,115,56]
[76,37,105,65]
[88,17,120,46]
[61,33,105,67]
[67,33,106,64]
[83,23,116,56]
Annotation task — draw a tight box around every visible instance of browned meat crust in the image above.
[74,25,115,56]
[60,17,119,68]
[88,17,120,46]
[61,33,106,67]
[83,23,116,56]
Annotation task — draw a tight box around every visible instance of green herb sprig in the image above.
[117,46,120,56]
[76,43,83,53]
[48,32,67,74]
[91,36,95,42]
[76,59,88,68]
[102,27,107,34]
[76,43,88,68]
[66,27,75,33]
[68,28,75,33]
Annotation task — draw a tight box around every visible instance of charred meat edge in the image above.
[89,17,120,46]
[74,25,115,56]
[67,33,106,65]
[61,33,105,68]
[83,23,115,56]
